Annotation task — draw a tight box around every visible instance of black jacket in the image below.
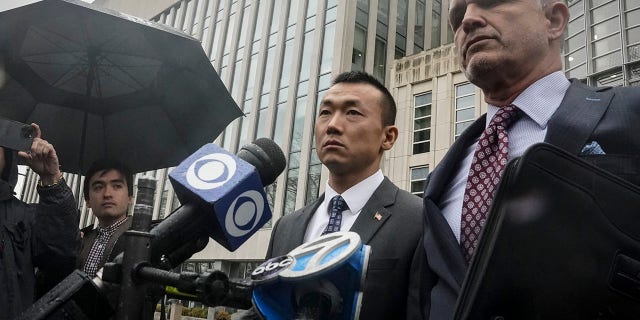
[0,150,79,319]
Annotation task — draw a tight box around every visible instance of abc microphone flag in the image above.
[169,143,272,251]
[252,232,371,320]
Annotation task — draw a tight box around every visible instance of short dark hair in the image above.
[331,71,397,126]
[83,159,134,199]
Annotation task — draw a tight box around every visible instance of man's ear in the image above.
[381,125,399,151]
[546,1,570,41]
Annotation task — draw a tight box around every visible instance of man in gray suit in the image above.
[422,0,640,318]
[267,71,425,319]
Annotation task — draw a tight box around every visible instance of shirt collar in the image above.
[487,71,570,129]
[98,216,128,235]
[324,170,384,215]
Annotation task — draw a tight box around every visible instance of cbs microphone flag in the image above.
[169,143,272,251]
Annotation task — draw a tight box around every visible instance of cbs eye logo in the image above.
[186,153,237,190]
[225,190,265,237]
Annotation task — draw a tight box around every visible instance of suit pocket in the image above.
[580,154,640,185]
[367,258,398,270]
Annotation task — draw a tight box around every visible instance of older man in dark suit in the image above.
[267,71,425,319]
[422,0,640,318]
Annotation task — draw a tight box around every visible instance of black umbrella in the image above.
[0,0,242,174]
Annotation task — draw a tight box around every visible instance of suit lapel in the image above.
[545,80,613,153]
[349,178,396,244]
[423,115,487,289]
[291,196,324,246]
[78,229,98,269]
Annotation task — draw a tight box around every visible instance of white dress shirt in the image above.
[304,170,385,242]
[440,71,571,242]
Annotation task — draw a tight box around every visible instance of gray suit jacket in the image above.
[267,177,426,320]
[421,80,640,319]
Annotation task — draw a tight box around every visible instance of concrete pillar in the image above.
[169,300,183,320]
[207,307,215,320]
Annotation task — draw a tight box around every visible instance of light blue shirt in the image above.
[440,72,571,242]
[304,170,384,242]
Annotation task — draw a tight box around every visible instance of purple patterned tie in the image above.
[322,195,349,235]
[460,105,520,262]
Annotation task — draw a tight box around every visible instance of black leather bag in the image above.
[454,143,640,320]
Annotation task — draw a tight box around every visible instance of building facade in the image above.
[563,0,639,87]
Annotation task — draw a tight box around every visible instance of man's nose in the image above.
[326,113,344,133]
[461,4,487,33]
[103,186,114,198]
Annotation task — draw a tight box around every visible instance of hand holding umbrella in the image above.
[18,123,63,185]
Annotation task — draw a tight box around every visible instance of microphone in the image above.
[251,232,371,320]
[149,138,286,260]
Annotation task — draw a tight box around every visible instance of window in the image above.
[629,62,640,86]
[625,2,640,62]
[564,0,587,80]
[306,162,322,205]
[410,166,429,197]
[320,21,336,74]
[594,69,623,86]
[413,92,432,154]
[414,0,425,52]
[352,0,369,71]
[396,0,407,58]
[431,0,442,48]
[373,37,387,83]
[590,0,621,72]
[283,154,300,215]
[352,25,367,71]
[262,183,276,228]
[454,83,476,138]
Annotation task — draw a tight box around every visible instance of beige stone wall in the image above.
[385,44,487,190]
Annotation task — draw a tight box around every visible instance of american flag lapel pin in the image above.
[374,212,382,221]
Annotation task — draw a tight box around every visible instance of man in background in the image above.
[77,159,133,278]
[422,0,640,318]
[0,123,78,319]
[267,71,425,319]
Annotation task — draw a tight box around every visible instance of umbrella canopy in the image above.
[0,0,242,174]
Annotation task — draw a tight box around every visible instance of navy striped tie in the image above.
[322,195,349,235]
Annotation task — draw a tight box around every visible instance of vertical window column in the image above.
[454,83,476,139]
[410,166,429,198]
[413,92,432,154]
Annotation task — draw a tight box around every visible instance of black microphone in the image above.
[149,138,286,264]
